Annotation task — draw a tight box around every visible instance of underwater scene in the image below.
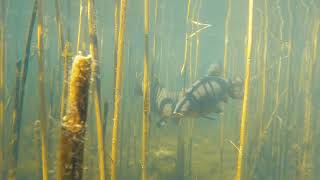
[0,0,319,179]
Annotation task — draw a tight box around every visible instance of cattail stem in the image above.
[112,0,119,109]
[33,121,41,180]
[281,3,293,180]
[87,0,106,179]
[54,0,64,53]
[109,0,120,143]
[8,1,37,179]
[0,0,5,177]
[259,0,268,136]
[181,0,191,90]
[77,0,84,52]
[223,0,231,78]
[219,1,231,179]
[111,0,127,179]
[58,55,92,180]
[54,0,69,126]
[141,0,150,179]
[152,0,158,70]
[37,0,48,179]
[188,0,197,81]
[301,18,318,179]
[235,0,254,179]
[194,0,202,78]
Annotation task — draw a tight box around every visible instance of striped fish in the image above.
[173,75,233,119]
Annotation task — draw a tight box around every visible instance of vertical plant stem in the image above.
[235,0,254,179]
[54,1,70,145]
[33,121,41,180]
[223,0,231,77]
[37,0,48,179]
[272,2,284,178]
[8,2,37,179]
[302,18,318,179]
[53,4,68,178]
[141,0,150,179]
[188,0,197,81]
[302,46,312,179]
[111,0,127,179]
[193,0,202,79]
[177,1,192,179]
[0,0,5,177]
[281,1,293,179]
[59,42,70,120]
[311,19,319,179]
[152,0,158,70]
[220,0,231,178]
[54,0,64,53]
[88,0,106,179]
[77,0,84,52]
[260,0,268,135]
[111,0,119,128]
[181,0,191,90]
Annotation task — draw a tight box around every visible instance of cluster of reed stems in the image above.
[111,0,127,179]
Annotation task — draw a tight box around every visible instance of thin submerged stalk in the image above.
[302,46,312,179]
[110,0,127,179]
[280,1,293,179]
[188,0,197,81]
[152,0,158,68]
[177,1,192,179]
[187,0,202,177]
[260,0,268,135]
[33,121,41,180]
[181,0,192,89]
[54,2,72,178]
[111,0,119,135]
[37,0,48,179]
[223,0,231,78]
[77,0,84,52]
[301,18,319,179]
[88,0,106,179]
[141,0,150,179]
[11,57,21,180]
[236,0,254,179]
[220,0,231,178]
[0,0,5,177]
[9,1,37,179]
[54,0,71,136]
[194,0,202,78]
[54,0,64,53]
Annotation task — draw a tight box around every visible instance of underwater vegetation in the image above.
[0,0,319,180]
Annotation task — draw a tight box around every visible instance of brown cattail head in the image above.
[62,54,92,133]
